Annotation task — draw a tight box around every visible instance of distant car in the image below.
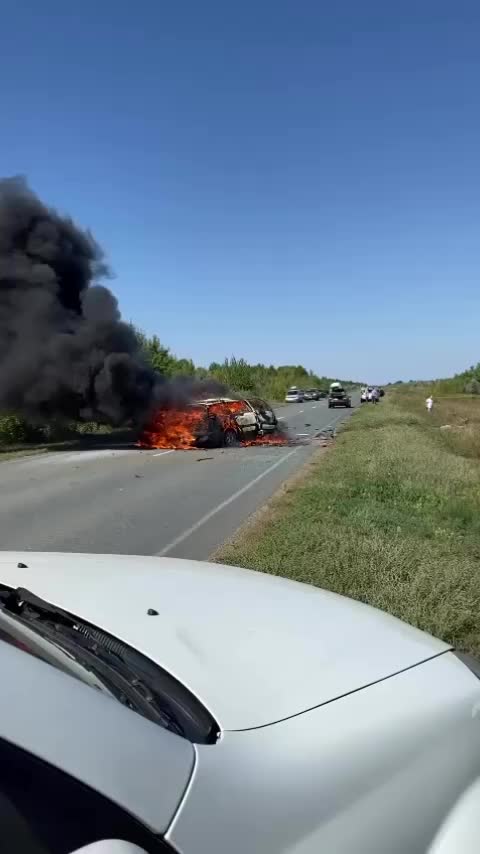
[303,390,313,401]
[285,388,304,403]
[328,385,352,408]
[1,552,480,854]
[305,389,321,401]
[361,387,375,403]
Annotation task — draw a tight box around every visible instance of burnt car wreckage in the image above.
[139,398,280,450]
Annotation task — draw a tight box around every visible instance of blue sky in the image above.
[1,1,479,382]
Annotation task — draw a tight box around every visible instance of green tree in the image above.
[209,357,256,392]
[172,358,195,376]
[143,335,176,376]
[464,379,480,395]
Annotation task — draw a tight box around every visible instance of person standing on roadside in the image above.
[426,395,433,413]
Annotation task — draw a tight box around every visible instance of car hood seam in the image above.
[224,650,452,733]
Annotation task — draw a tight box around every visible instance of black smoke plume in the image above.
[0,177,223,425]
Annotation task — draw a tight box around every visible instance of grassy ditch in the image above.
[215,392,480,656]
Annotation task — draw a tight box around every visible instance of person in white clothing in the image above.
[426,396,433,412]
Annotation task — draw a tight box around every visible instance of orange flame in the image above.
[242,433,289,446]
[138,406,207,450]
[138,400,289,450]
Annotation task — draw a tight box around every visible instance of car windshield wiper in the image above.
[0,586,218,744]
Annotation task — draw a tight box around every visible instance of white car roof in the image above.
[0,553,448,731]
[194,397,239,404]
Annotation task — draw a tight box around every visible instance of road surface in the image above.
[0,399,355,560]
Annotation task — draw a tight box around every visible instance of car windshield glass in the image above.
[0,609,106,691]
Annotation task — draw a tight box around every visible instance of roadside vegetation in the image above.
[391,361,480,396]
[216,389,480,656]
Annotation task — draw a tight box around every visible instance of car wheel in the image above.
[223,429,240,448]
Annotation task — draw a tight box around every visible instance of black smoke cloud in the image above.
[0,177,223,425]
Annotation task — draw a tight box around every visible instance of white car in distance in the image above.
[285,387,304,403]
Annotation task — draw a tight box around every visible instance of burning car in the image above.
[139,397,280,450]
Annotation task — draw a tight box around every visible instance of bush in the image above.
[75,421,111,435]
[0,415,29,445]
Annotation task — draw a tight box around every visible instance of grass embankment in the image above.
[216,392,480,656]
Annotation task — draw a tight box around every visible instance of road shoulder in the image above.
[210,442,332,561]
[214,395,480,658]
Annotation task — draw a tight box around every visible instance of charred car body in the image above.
[194,398,278,447]
[139,398,279,450]
[191,399,255,448]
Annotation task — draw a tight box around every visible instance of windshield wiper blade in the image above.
[0,586,183,733]
[33,621,182,732]
[0,585,219,743]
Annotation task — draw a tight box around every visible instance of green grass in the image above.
[215,393,480,656]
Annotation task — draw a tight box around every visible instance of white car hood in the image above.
[0,553,449,730]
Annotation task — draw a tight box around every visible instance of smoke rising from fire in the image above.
[0,177,223,425]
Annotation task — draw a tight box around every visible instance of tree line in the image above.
[390,363,480,395]
[136,330,354,400]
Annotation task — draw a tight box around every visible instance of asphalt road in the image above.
[0,399,356,560]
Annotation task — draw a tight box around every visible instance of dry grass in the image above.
[396,392,480,459]
[215,393,480,655]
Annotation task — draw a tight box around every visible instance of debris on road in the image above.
[196,457,214,462]
[315,427,336,441]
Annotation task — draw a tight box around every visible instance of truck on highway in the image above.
[328,382,351,409]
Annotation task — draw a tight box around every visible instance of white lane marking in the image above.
[320,410,352,431]
[153,450,176,457]
[156,446,301,556]
[312,405,317,409]
[332,410,352,424]
[298,409,304,413]
[296,433,310,437]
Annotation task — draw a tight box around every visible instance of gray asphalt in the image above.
[0,400,356,560]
